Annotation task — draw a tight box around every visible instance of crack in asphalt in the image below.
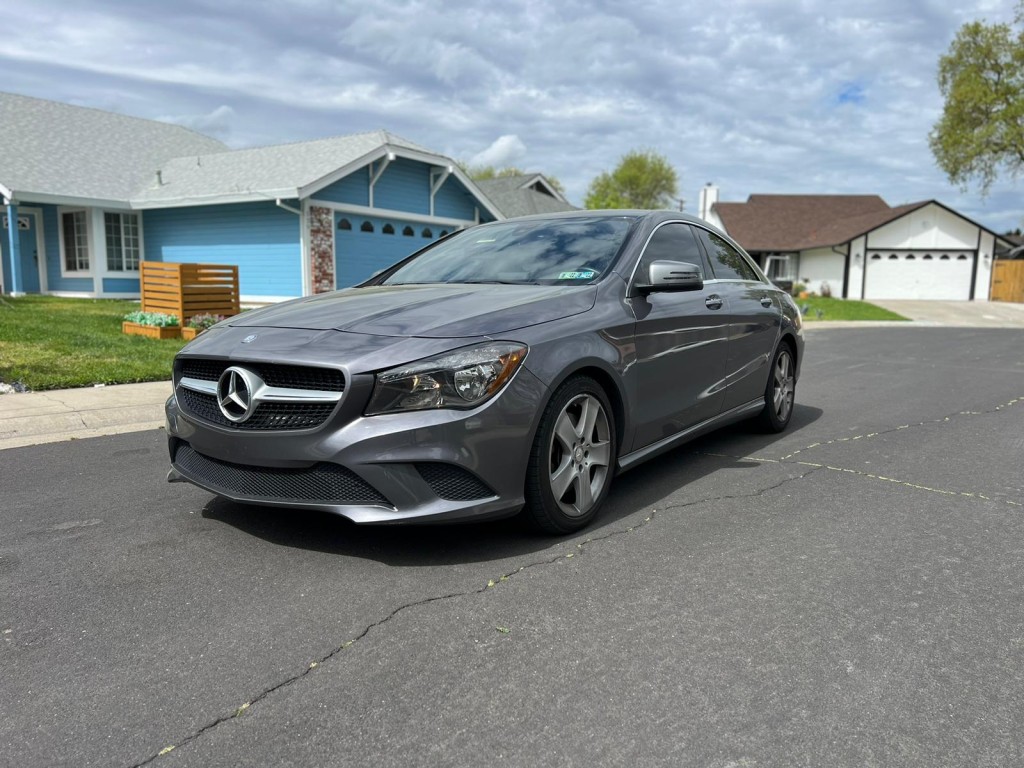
[699,393,1024,508]
[776,393,1023,461]
[129,466,817,766]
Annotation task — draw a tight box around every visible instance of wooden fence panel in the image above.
[140,262,240,322]
[991,261,1024,303]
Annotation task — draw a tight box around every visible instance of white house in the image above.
[700,189,1013,301]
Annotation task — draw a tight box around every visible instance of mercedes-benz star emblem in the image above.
[216,366,260,423]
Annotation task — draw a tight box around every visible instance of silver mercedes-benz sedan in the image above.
[165,210,803,533]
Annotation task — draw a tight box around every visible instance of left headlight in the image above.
[366,342,528,415]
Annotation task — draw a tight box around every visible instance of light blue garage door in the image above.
[334,214,452,288]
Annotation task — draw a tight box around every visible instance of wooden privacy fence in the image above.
[991,261,1024,303]
[140,262,240,322]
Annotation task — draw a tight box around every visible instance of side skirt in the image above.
[616,398,765,473]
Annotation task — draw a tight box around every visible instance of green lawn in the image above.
[796,296,909,322]
[0,296,187,390]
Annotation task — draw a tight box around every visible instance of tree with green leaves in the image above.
[583,149,679,209]
[929,3,1024,195]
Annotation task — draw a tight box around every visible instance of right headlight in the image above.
[366,342,528,415]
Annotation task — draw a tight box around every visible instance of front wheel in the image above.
[757,342,796,433]
[525,376,617,534]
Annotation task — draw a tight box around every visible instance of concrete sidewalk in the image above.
[0,380,172,450]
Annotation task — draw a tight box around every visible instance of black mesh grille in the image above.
[179,359,344,391]
[177,388,336,431]
[173,442,391,506]
[415,463,495,501]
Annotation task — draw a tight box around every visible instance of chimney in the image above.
[698,183,719,222]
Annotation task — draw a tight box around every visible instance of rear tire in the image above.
[757,341,796,433]
[525,376,617,534]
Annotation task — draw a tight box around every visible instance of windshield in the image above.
[380,216,636,286]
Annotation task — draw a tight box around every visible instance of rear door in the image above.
[695,228,781,412]
[628,222,729,451]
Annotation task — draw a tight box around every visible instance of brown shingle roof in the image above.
[714,194,930,252]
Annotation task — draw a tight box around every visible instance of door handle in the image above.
[705,295,723,310]
[760,296,773,308]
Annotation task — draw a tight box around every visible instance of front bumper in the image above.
[165,365,546,524]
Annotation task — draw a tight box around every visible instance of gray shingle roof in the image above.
[0,91,227,203]
[133,130,435,206]
[475,175,577,218]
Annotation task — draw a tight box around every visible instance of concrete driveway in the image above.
[872,299,1024,327]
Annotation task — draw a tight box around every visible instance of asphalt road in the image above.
[3,328,1023,767]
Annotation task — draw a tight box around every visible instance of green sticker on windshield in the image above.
[558,270,596,280]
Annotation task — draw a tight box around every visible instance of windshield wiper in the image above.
[457,279,536,285]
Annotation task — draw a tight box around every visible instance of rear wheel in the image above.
[757,342,796,432]
[525,376,616,534]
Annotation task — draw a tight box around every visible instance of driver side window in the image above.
[637,223,707,282]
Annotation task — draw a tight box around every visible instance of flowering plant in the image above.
[187,313,227,330]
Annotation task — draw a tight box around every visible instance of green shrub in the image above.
[123,310,180,327]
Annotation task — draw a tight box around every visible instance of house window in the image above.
[439,230,449,237]
[105,212,140,271]
[422,228,433,238]
[382,223,395,235]
[361,221,374,233]
[402,226,414,237]
[61,210,90,272]
[338,218,352,231]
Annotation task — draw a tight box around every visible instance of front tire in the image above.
[525,376,616,534]
[757,341,796,433]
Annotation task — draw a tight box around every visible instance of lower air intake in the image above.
[173,441,391,506]
[415,463,495,501]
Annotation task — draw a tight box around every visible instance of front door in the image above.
[629,222,729,451]
[2,212,43,293]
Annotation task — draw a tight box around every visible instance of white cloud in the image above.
[470,135,528,168]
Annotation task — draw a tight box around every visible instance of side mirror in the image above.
[636,260,704,294]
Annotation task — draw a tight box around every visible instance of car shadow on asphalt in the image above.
[200,404,823,566]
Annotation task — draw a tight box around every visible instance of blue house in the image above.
[1,92,502,301]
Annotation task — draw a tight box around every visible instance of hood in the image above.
[230,284,598,338]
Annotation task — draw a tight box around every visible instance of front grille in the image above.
[177,388,336,431]
[415,463,495,501]
[179,359,344,391]
[173,441,392,506]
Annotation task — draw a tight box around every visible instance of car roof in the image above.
[489,209,709,227]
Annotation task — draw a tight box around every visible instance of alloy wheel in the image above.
[548,393,612,518]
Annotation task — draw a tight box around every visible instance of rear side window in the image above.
[697,230,760,281]
[637,223,709,281]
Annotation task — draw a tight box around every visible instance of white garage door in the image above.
[863,251,974,300]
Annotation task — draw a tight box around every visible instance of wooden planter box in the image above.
[140,262,240,324]
[181,326,200,341]
[123,321,181,339]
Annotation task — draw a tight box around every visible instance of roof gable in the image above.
[475,174,577,218]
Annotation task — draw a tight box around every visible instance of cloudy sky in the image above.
[3,0,1020,231]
